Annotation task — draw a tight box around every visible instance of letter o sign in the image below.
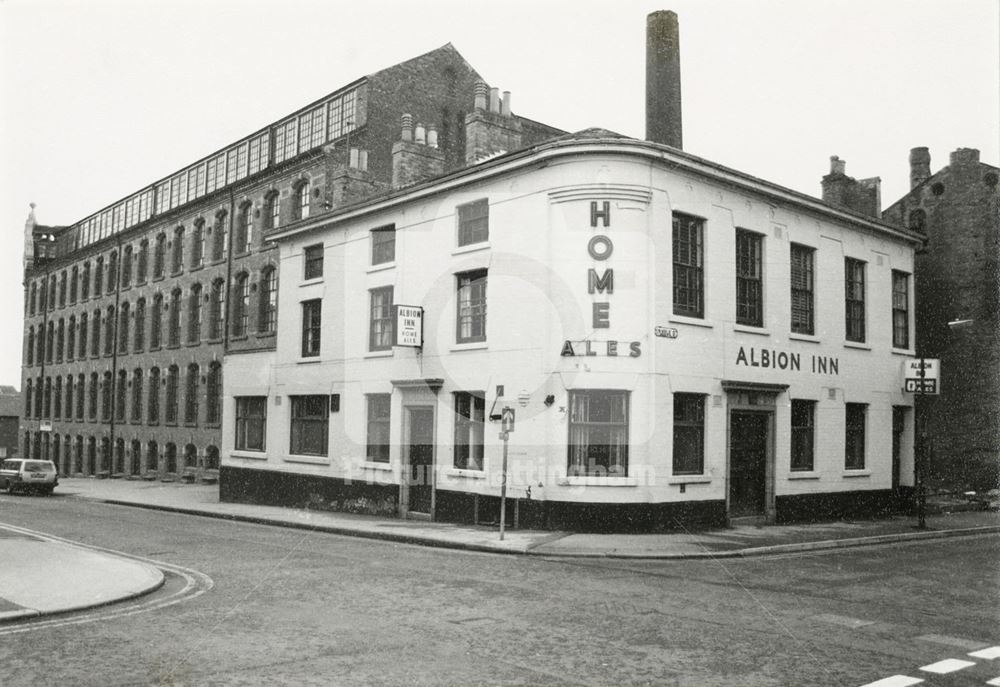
[587,235,614,261]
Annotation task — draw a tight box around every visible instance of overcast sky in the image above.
[1,0,997,389]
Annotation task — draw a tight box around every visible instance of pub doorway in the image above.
[403,406,435,519]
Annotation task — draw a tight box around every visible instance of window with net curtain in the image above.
[568,390,629,476]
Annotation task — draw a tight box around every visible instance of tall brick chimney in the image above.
[646,10,683,149]
[910,147,931,189]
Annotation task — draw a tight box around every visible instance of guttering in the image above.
[269,137,925,247]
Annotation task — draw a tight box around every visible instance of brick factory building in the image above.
[883,148,1000,492]
[19,44,560,481]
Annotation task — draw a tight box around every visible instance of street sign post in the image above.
[905,357,941,529]
[499,407,514,541]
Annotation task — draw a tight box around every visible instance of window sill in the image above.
[189,264,204,273]
[170,270,183,278]
[733,324,769,337]
[842,470,871,478]
[186,340,201,347]
[231,450,267,460]
[231,335,248,342]
[667,475,711,485]
[297,357,322,364]
[558,476,638,487]
[300,277,324,287]
[789,333,820,344]
[451,341,488,352]
[452,242,490,256]
[368,262,395,274]
[210,258,226,267]
[787,472,820,480]
[446,468,486,479]
[284,454,330,465]
[362,461,393,471]
[364,350,394,358]
[152,275,165,282]
[255,330,276,338]
[843,341,871,351]
[669,315,712,329]
[891,347,915,357]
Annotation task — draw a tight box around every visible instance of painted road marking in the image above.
[858,676,923,687]
[970,646,1000,660]
[815,612,875,628]
[987,678,1000,686]
[918,658,976,674]
[916,634,990,650]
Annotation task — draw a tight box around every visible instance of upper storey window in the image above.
[735,229,763,327]
[672,212,704,318]
[790,244,815,335]
[265,192,280,231]
[294,181,311,221]
[303,244,324,280]
[154,234,166,279]
[235,204,253,255]
[371,225,395,265]
[457,199,489,247]
[892,271,910,349]
[844,258,866,343]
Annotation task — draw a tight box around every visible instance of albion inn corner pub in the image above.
[221,129,923,531]
[219,14,924,531]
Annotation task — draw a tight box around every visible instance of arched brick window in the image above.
[258,266,277,333]
[231,272,249,337]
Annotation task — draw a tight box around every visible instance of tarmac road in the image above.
[0,492,997,686]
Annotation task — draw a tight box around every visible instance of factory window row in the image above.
[22,363,222,428]
[23,430,220,477]
[23,268,277,366]
[671,213,911,348]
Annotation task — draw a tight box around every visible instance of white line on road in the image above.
[970,646,1000,660]
[858,675,923,687]
[919,658,976,674]
[986,677,1000,686]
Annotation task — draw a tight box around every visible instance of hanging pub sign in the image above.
[394,305,424,347]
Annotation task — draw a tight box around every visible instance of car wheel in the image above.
[41,486,54,496]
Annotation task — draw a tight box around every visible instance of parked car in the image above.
[0,459,58,495]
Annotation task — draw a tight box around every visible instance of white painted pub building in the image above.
[220,129,923,531]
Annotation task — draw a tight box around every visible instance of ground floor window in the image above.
[790,399,815,471]
[235,396,267,452]
[568,390,629,476]
[453,391,484,470]
[672,393,704,475]
[290,395,328,456]
[366,394,391,463]
[845,403,867,469]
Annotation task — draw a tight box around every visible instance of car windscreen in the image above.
[1,460,20,471]
[24,461,54,473]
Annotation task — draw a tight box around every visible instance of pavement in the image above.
[1,477,998,624]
